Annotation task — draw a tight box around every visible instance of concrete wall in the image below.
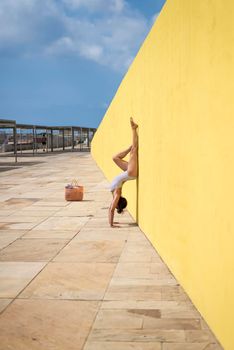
[91,1,234,348]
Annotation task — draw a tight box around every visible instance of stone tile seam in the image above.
[82,229,129,349]
[0,215,92,314]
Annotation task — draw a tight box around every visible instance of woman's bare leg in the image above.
[112,145,131,171]
[127,118,138,177]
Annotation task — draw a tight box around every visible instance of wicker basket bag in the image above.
[65,180,84,201]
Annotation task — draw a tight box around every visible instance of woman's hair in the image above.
[116,196,127,214]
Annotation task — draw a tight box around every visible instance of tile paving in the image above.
[0,152,223,349]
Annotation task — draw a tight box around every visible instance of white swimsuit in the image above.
[110,171,136,192]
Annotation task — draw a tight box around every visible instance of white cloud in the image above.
[79,44,103,61]
[61,0,125,13]
[0,0,61,48]
[44,36,75,55]
[0,0,152,72]
[45,11,149,71]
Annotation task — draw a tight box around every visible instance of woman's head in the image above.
[116,196,127,214]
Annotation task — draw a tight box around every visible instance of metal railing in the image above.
[0,119,96,163]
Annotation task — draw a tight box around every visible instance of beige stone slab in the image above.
[89,328,185,342]
[74,228,129,241]
[108,226,141,233]
[0,230,27,250]
[55,212,95,218]
[0,198,40,210]
[119,243,162,263]
[0,210,17,217]
[33,216,89,231]
[0,262,46,297]
[0,195,13,202]
[150,263,170,274]
[123,239,153,247]
[110,276,177,286]
[53,208,96,217]
[54,240,125,263]
[113,263,170,279]
[127,232,153,242]
[151,254,164,263]
[85,218,137,229]
[101,300,196,310]
[94,210,110,218]
[15,209,60,217]
[0,299,12,313]
[162,343,222,350]
[0,238,69,261]
[84,218,111,228]
[22,229,79,239]
[0,299,100,350]
[93,308,201,330]
[0,236,18,250]
[0,229,30,236]
[18,206,62,212]
[94,309,143,329]
[33,197,67,202]
[185,331,219,343]
[0,153,223,349]
[161,308,201,319]
[143,317,201,330]
[32,200,69,207]
[18,192,53,198]
[66,201,99,210]
[0,216,46,223]
[84,342,161,350]
[20,262,116,300]
[200,319,212,330]
[0,222,39,230]
[204,345,223,350]
[84,225,134,232]
[161,286,189,301]
[104,285,162,301]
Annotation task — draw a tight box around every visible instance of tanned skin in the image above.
[109,117,138,227]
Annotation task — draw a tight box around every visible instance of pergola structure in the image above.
[0,119,96,163]
[0,119,17,162]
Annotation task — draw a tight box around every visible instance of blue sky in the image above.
[0,0,166,128]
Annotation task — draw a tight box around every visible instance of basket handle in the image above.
[71,179,80,187]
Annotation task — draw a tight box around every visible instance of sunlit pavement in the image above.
[0,152,223,350]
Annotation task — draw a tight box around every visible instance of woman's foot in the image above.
[130,117,138,129]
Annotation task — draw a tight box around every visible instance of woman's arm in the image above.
[109,189,121,227]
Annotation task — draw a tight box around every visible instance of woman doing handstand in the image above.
[109,117,138,227]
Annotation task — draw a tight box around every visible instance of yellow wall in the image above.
[91,1,234,348]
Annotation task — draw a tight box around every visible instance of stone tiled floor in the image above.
[0,152,223,350]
